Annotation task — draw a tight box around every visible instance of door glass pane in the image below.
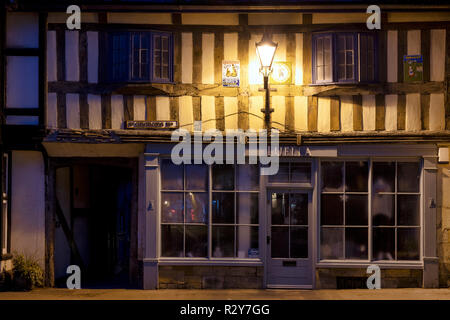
[321,194,343,225]
[290,163,311,183]
[212,226,234,257]
[161,225,183,257]
[185,225,207,257]
[373,162,395,192]
[237,226,259,258]
[397,228,420,260]
[161,159,183,190]
[345,227,368,259]
[291,227,308,258]
[321,162,343,192]
[212,164,234,190]
[345,195,368,225]
[185,165,208,190]
[373,227,395,260]
[320,227,343,259]
[290,193,308,225]
[237,164,259,191]
[161,192,183,223]
[398,162,420,192]
[271,193,289,225]
[212,192,234,223]
[271,226,289,258]
[237,193,258,224]
[345,161,368,192]
[372,194,395,226]
[397,195,420,226]
[185,192,208,223]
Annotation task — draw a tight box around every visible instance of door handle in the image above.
[266,235,271,244]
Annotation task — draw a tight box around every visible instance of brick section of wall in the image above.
[438,155,450,287]
[316,268,422,289]
[159,266,263,289]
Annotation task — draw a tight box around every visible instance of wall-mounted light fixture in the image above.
[256,33,277,131]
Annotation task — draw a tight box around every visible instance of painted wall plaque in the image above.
[270,62,292,85]
[222,60,240,87]
[125,120,178,129]
[403,55,423,82]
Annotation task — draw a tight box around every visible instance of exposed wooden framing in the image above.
[169,96,179,122]
[378,30,387,83]
[101,94,112,129]
[214,31,224,85]
[123,95,134,122]
[303,32,312,85]
[147,96,156,121]
[47,128,450,145]
[4,48,40,56]
[446,27,450,130]
[237,22,249,131]
[4,108,40,116]
[98,31,107,83]
[307,96,318,132]
[215,96,225,131]
[192,96,201,122]
[39,13,48,127]
[171,13,181,25]
[56,29,66,81]
[192,31,202,84]
[285,96,294,132]
[375,94,386,131]
[353,95,363,131]
[397,94,406,130]
[79,31,88,83]
[421,93,430,130]
[303,13,312,25]
[79,93,89,129]
[57,92,67,128]
[421,29,431,82]
[44,155,55,287]
[47,81,447,97]
[330,96,340,131]
[173,31,182,83]
[397,29,407,83]
[302,82,445,96]
[0,7,5,129]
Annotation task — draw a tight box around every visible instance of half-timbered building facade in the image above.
[1,0,450,289]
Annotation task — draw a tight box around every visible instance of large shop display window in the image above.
[160,160,260,259]
[320,160,421,261]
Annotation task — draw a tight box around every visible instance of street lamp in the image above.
[255,33,278,131]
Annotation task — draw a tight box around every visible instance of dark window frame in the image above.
[107,30,174,84]
[312,31,378,85]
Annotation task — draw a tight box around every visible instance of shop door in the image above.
[266,190,313,288]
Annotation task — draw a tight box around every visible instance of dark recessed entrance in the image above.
[52,158,138,289]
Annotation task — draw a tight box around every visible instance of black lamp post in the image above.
[255,33,278,132]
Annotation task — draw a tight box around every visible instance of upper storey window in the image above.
[108,31,173,83]
[312,32,377,84]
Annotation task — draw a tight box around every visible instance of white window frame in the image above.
[317,157,424,266]
[158,159,261,262]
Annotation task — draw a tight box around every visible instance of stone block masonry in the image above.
[158,266,263,289]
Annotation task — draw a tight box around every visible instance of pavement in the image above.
[0,288,449,300]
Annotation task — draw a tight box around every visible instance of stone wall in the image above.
[159,266,263,289]
[437,147,450,287]
[316,268,423,289]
